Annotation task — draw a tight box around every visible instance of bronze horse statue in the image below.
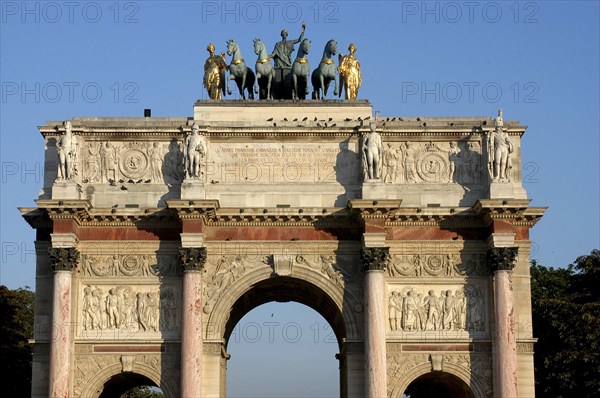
[311,39,339,100]
[226,39,255,99]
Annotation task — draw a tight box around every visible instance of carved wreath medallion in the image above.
[120,149,149,179]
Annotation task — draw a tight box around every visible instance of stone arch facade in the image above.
[23,101,545,397]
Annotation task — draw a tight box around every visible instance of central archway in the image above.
[205,267,364,397]
[227,302,340,397]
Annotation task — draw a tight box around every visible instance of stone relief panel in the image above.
[80,253,179,278]
[387,252,487,278]
[381,140,483,185]
[78,284,179,339]
[387,284,488,337]
[79,139,185,185]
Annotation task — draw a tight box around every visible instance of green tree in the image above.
[121,385,164,398]
[0,285,35,397]
[531,250,600,398]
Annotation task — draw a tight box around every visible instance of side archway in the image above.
[389,362,488,398]
[78,361,176,398]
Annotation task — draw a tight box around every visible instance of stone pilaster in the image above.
[178,246,207,398]
[47,246,79,398]
[488,246,519,398]
[361,246,389,398]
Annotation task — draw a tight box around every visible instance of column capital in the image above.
[48,247,79,271]
[361,247,389,272]
[487,247,518,272]
[179,247,207,272]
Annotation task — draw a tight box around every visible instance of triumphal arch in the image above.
[21,34,545,398]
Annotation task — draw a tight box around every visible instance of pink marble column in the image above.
[179,248,207,398]
[362,247,388,398]
[490,247,518,398]
[48,247,78,398]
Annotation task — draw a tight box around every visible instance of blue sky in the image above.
[1,1,599,396]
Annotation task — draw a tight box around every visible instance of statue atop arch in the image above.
[270,21,306,99]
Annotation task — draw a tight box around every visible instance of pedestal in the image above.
[51,180,81,199]
[181,180,206,200]
[362,179,388,200]
[489,182,527,199]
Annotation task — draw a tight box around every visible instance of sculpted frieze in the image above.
[81,253,179,277]
[381,140,482,185]
[79,284,178,337]
[388,285,487,334]
[387,252,487,277]
[79,139,185,185]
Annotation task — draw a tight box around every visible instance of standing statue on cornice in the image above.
[56,120,78,181]
[338,43,362,100]
[362,121,383,180]
[203,43,227,100]
[487,109,514,182]
[270,21,306,99]
[184,123,207,180]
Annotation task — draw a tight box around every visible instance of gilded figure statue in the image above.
[338,43,362,99]
[203,43,227,100]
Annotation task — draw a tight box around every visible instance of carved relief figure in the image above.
[383,143,400,184]
[82,286,94,330]
[442,290,455,330]
[388,291,401,331]
[402,290,417,331]
[56,121,78,180]
[424,290,440,331]
[466,286,484,331]
[85,142,101,183]
[101,142,118,183]
[362,122,383,180]
[338,43,362,100]
[402,141,418,183]
[184,124,206,179]
[161,288,177,331]
[164,139,184,183]
[487,108,514,182]
[455,289,467,330]
[136,292,148,331]
[106,288,121,329]
[448,141,460,182]
[147,142,163,182]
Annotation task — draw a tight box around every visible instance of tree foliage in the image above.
[0,285,35,397]
[531,250,600,398]
[121,385,164,398]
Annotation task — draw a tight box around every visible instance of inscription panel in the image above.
[208,142,360,184]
